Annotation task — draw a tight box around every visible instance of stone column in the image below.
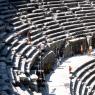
[86,35,92,47]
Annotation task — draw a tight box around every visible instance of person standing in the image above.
[88,45,92,55]
[80,45,83,54]
[69,66,72,74]
[59,48,64,63]
[27,31,32,44]
[56,48,60,66]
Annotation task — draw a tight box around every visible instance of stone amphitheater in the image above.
[1,0,95,95]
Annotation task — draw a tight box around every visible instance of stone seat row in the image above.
[70,59,95,95]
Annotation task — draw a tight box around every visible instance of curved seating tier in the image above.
[70,59,95,95]
[1,0,95,95]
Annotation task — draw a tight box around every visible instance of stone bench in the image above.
[70,59,95,95]
[26,50,39,74]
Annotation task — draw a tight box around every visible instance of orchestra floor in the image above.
[44,52,95,95]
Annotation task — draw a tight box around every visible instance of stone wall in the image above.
[48,39,66,55]
[63,37,88,58]
[42,50,56,73]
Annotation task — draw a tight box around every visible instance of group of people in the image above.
[55,44,93,76]
[27,30,93,76]
[80,44,93,55]
[55,47,73,77]
[69,45,93,73]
